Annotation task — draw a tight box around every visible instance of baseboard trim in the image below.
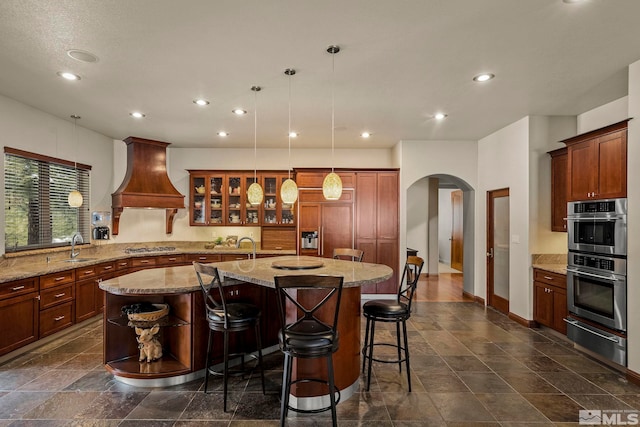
[508,312,535,328]
[627,368,640,386]
[463,291,484,306]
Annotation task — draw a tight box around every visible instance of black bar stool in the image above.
[361,255,424,391]
[274,274,344,427]
[193,262,265,412]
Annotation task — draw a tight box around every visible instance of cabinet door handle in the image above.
[198,256,207,260]
[55,276,66,282]
[141,260,150,264]
[103,266,113,270]
[543,276,553,281]
[55,293,66,298]
[83,270,93,275]
[54,315,65,321]
[11,285,25,291]
[168,257,177,261]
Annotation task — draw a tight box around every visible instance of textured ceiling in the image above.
[0,0,639,149]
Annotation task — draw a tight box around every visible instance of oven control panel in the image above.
[569,252,626,275]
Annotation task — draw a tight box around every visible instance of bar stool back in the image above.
[193,262,265,412]
[274,274,344,427]
[332,248,364,262]
[361,255,424,391]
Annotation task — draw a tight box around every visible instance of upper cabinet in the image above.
[188,170,295,227]
[548,147,568,232]
[563,120,628,202]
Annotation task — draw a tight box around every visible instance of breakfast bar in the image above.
[99,256,392,405]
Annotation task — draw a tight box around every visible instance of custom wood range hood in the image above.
[111,136,185,235]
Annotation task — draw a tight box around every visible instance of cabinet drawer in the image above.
[0,277,38,300]
[40,270,75,290]
[221,254,251,261]
[130,257,157,268]
[115,259,131,271]
[157,254,186,266]
[533,269,566,288]
[95,261,116,276]
[40,283,75,310]
[40,301,73,338]
[75,265,97,280]
[186,254,221,263]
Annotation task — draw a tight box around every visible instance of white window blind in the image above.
[4,147,91,253]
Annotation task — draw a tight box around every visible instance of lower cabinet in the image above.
[0,278,39,355]
[533,268,567,334]
[39,270,75,338]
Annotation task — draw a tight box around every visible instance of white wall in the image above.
[0,94,114,255]
[577,97,629,134]
[476,117,530,317]
[406,178,429,263]
[399,140,478,291]
[438,189,454,264]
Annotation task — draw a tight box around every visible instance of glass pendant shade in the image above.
[281,178,298,204]
[68,190,83,208]
[322,172,342,200]
[247,182,264,206]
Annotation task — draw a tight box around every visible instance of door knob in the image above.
[486,248,494,258]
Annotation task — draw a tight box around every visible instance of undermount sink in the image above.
[63,258,97,263]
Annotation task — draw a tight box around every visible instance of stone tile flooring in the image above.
[1,301,639,426]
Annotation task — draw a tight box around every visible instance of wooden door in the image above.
[486,188,509,315]
[320,203,354,258]
[376,172,398,240]
[450,189,463,271]
[355,173,376,240]
[534,282,554,328]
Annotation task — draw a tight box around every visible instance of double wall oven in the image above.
[565,198,627,366]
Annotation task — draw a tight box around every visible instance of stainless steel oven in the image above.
[567,198,627,256]
[566,252,626,332]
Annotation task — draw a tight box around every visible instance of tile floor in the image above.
[1,300,640,426]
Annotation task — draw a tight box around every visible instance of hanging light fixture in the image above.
[322,45,342,200]
[247,85,264,206]
[281,68,298,204]
[67,115,83,208]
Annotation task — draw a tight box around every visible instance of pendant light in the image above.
[322,45,342,200]
[67,114,83,208]
[247,85,264,206]
[280,68,298,204]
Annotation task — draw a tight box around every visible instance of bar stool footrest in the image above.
[286,378,341,414]
[362,342,408,365]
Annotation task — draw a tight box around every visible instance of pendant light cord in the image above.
[331,49,335,173]
[253,87,258,183]
[287,71,292,179]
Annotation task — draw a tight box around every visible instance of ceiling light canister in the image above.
[58,72,81,81]
[193,99,210,106]
[130,112,145,118]
[361,132,371,138]
[232,108,247,115]
[473,73,495,82]
[434,113,448,120]
[217,131,228,137]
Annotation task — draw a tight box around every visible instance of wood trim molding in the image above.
[463,291,484,306]
[508,312,536,328]
[627,369,640,387]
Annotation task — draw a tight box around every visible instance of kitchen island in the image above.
[99,256,392,407]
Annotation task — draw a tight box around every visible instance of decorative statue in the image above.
[135,324,163,362]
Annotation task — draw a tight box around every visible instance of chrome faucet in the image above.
[236,236,256,260]
[71,232,83,259]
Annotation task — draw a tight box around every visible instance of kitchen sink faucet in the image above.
[236,236,256,259]
[71,232,83,259]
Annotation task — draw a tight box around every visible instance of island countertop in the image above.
[99,255,393,295]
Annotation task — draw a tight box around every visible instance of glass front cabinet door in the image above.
[262,173,296,226]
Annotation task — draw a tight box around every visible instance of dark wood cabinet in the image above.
[563,120,628,201]
[75,261,116,323]
[0,278,39,356]
[356,171,399,293]
[298,189,354,258]
[548,147,568,232]
[533,269,567,334]
[39,270,76,338]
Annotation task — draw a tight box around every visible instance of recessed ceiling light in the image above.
[66,49,99,63]
[434,113,448,120]
[563,0,585,3]
[193,99,210,106]
[473,73,495,82]
[361,132,371,138]
[232,109,247,115]
[289,132,298,138]
[217,131,229,137]
[130,112,145,119]
[57,71,81,81]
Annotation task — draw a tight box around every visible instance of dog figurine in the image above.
[135,324,163,362]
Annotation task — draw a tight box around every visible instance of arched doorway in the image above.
[405,174,475,298]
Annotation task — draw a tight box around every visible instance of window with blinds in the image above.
[4,147,91,253]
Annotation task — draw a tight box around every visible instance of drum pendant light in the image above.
[247,86,264,206]
[67,115,83,208]
[323,45,342,201]
[281,68,298,205]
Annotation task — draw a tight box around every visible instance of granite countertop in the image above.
[98,256,393,295]
[0,241,296,284]
[531,253,567,275]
